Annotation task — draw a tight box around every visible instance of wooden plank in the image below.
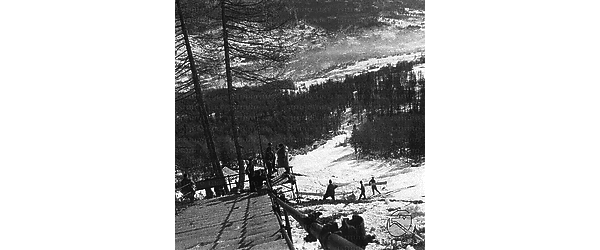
[194,178,226,190]
[333,181,388,187]
[175,193,287,250]
[298,191,323,196]
[332,182,350,187]
[298,191,353,197]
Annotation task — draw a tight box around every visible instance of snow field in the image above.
[287,117,424,250]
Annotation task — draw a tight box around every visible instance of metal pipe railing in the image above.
[272,204,296,250]
[265,174,296,250]
[268,192,364,250]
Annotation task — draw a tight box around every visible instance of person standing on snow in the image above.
[323,180,338,200]
[358,181,367,200]
[369,177,381,196]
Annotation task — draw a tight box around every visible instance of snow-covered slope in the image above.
[290,112,424,201]
[177,11,425,92]
[288,112,425,250]
[296,53,425,91]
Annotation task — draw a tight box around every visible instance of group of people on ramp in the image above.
[244,142,291,192]
[263,142,290,175]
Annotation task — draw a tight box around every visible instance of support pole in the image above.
[283,209,292,239]
[220,0,246,191]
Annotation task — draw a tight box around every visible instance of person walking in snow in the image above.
[369,177,381,196]
[358,181,367,200]
[323,179,338,200]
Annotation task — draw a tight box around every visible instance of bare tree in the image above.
[176,0,227,197]
[177,0,298,191]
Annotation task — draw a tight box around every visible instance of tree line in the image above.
[176,57,425,176]
[349,59,425,161]
[176,80,349,175]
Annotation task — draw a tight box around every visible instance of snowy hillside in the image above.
[296,53,425,91]
[176,110,425,249]
[287,111,425,250]
[177,8,425,91]
[176,5,426,248]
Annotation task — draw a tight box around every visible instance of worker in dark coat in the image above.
[180,174,195,202]
[322,180,337,200]
[246,158,256,191]
[369,177,381,196]
[276,143,289,173]
[265,142,276,175]
[358,181,367,200]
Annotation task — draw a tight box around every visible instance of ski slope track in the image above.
[288,113,425,250]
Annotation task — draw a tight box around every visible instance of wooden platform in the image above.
[175,193,288,250]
